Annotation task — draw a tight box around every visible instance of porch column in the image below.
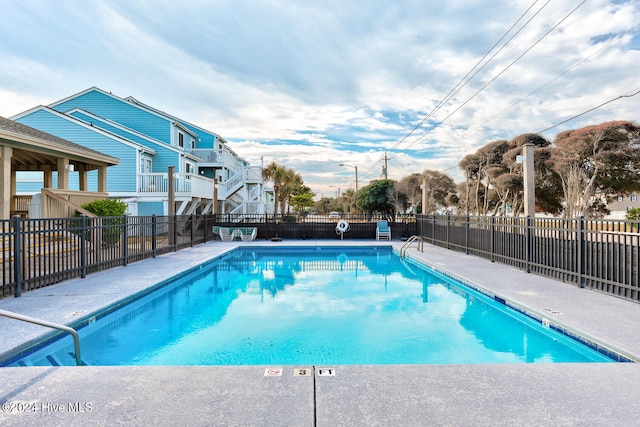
[78,165,88,191]
[212,178,218,215]
[57,158,69,190]
[43,165,53,188]
[0,145,12,218]
[97,166,107,193]
[10,165,16,211]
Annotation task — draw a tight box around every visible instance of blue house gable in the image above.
[50,88,174,144]
[12,86,269,217]
[12,106,147,193]
[64,109,188,174]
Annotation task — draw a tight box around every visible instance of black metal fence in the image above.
[3,213,638,303]
[416,215,640,303]
[1,213,412,298]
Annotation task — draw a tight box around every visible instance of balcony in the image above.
[188,149,219,165]
[138,173,215,199]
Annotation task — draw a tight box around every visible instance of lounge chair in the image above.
[376,221,391,240]
[240,227,257,241]
[219,227,237,242]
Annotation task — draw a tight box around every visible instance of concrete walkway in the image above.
[1,240,639,426]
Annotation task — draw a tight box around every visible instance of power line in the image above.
[361,0,548,177]
[465,35,621,135]
[394,0,587,157]
[387,0,549,153]
[428,87,640,178]
[536,88,640,135]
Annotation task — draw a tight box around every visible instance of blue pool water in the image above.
[9,246,612,366]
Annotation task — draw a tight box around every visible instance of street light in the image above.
[339,163,358,193]
[329,185,340,199]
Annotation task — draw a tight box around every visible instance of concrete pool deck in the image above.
[1,240,639,426]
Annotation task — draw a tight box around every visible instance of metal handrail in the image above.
[400,235,424,257]
[0,309,83,366]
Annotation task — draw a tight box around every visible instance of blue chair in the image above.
[376,221,391,240]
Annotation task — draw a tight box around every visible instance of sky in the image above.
[1,0,639,198]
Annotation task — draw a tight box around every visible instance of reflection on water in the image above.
[11,247,611,366]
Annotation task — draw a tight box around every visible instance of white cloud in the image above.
[0,0,638,193]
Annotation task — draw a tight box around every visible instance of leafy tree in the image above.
[459,133,552,216]
[531,146,564,215]
[422,170,457,214]
[459,140,510,214]
[341,188,358,213]
[314,197,334,214]
[290,193,315,214]
[548,121,640,218]
[288,185,315,214]
[356,179,396,217]
[394,173,423,213]
[625,208,640,221]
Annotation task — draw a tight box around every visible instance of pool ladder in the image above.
[0,308,83,366]
[400,235,424,258]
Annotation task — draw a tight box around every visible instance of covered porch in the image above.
[0,116,119,219]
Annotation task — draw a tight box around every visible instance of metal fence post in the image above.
[122,215,128,266]
[80,215,87,278]
[190,214,194,247]
[465,215,470,255]
[490,216,495,262]
[173,214,178,252]
[12,215,22,297]
[446,215,450,250]
[203,214,209,244]
[525,215,532,273]
[578,216,584,288]
[151,215,157,258]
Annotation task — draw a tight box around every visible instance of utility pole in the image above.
[382,152,388,179]
[522,143,535,218]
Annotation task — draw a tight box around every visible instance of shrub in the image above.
[282,215,297,223]
[81,199,127,217]
[77,198,128,245]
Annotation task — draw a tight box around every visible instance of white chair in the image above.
[219,227,236,241]
[240,227,257,241]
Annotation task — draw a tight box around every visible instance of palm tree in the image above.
[279,169,303,214]
[262,161,287,218]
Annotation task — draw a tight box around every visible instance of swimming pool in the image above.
[6,246,613,366]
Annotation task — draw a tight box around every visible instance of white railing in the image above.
[248,185,261,202]
[188,149,218,163]
[138,173,215,199]
[182,174,214,197]
[41,189,107,218]
[220,150,246,173]
[139,173,169,193]
[245,166,263,181]
[244,201,265,215]
[225,171,244,195]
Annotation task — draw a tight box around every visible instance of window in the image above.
[618,196,624,202]
[178,132,184,148]
[191,138,195,150]
[632,195,638,202]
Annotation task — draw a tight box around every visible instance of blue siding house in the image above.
[13,87,269,216]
